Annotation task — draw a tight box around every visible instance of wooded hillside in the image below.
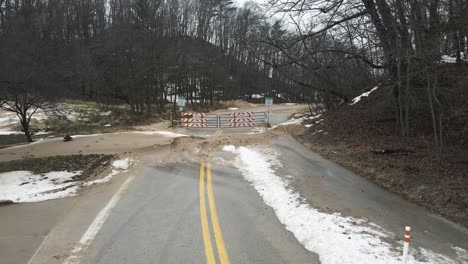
[1,0,467,157]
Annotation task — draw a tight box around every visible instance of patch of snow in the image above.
[0,131,23,135]
[304,124,313,128]
[84,157,134,186]
[136,131,188,137]
[103,124,111,127]
[283,103,297,106]
[228,107,239,111]
[100,111,112,116]
[351,86,379,105]
[0,156,135,203]
[441,53,468,64]
[441,55,457,63]
[0,116,17,127]
[222,145,236,152]
[276,114,322,128]
[0,170,82,203]
[252,94,262,99]
[277,117,304,126]
[83,170,121,186]
[250,127,266,134]
[453,246,468,262]
[223,145,463,264]
[112,158,132,170]
[34,131,50,136]
[31,111,48,121]
[72,133,103,138]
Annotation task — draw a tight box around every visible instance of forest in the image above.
[0,0,467,158]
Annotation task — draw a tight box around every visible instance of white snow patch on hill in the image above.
[223,145,464,264]
[351,86,379,105]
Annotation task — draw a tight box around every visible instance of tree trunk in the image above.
[21,121,33,143]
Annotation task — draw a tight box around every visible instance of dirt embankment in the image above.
[293,97,468,226]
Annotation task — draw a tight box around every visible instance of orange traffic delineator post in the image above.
[402,226,411,264]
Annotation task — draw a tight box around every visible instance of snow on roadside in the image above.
[72,133,104,139]
[222,145,463,264]
[275,114,322,128]
[453,247,468,262]
[276,117,304,126]
[72,131,188,138]
[85,158,134,186]
[112,158,132,170]
[136,131,188,137]
[351,86,379,105]
[0,158,135,203]
[83,170,120,186]
[0,171,82,203]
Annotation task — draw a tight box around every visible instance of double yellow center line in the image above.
[213,129,223,136]
[199,162,230,264]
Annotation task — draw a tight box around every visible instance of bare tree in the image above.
[0,86,52,142]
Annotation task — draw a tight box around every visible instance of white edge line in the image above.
[62,174,135,264]
[26,234,50,264]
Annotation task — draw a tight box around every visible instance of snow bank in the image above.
[72,133,104,138]
[83,170,120,186]
[277,117,303,126]
[351,86,379,105]
[0,157,135,203]
[85,158,134,186]
[72,131,187,139]
[0,171,82,203]
[136,131,188,137]
[276,114,322,128]
[222,145,236,152]
[112,158,132,170]
[228,107,239,111]
[453,246,468,262]
[223,145,463,264]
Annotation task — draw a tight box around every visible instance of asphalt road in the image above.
[84,162,319,264]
